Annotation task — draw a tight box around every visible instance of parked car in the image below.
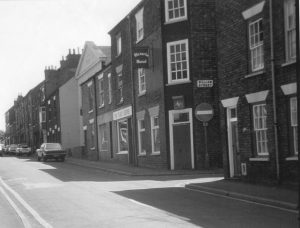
[36,143,66,162]
[16,144,32,156]
[0,144,4,156]
[8,144,18,155]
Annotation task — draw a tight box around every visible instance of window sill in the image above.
[244,70,264,79]
[88,110,94,114]
[138,153,146,157]
[166,80,191,86]
[285,156,298,161]
[99,105,104,109]
[164,17,187,25]
[117,151,128,155]
[138,91,146,97]
[136,37,144,44]
[249,157,269,162]
[151,152,160,156]
[281,60,296,67]
[90,147,95,151]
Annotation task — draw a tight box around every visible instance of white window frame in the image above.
[253,104,268,156]
[40,107,46,123]
[99,77,104,108]
[90,122,95,149]
[138,119,146,155]
[117,119,128,154]
[167,39,190,84]
[284,0,296,62]
[151,115,160,154]
[165,0,187,23]
[135,8,144,43]
[249,18,264,72]
[116,33,122,56]
[108,73,112,104]
[290,97,298,155]
[118,72,123,103]
[88,82,94,112]
[138,68,146,95]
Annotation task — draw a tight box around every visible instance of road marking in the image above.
[186,188,298,214]
[0,185,31,228]
[0,177,53,228]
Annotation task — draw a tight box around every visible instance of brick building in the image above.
[216,0,297,184]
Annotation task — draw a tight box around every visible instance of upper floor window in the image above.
[249,19,264,72]
[290,97,298,155]
[138,68,146,95]
[284,0,296,62]
[116,33,122,56]
[108,73,112,104]
[135,8,144,42]
[118,72,123,104]
[39,107,46,123]
[165,0,187,23]
[167,39,189,84]
[99,77,104,108]
[253,104,268,156]
[88,82,94,112]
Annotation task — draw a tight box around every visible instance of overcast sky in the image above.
[0,0,141,131]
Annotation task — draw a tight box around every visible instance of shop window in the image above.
[117,119,128,153]
[151,115,160,154]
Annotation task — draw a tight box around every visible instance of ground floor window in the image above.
[90,123,95,149]
[138,119,146,155]
[253,104,268,155]
[117,119,128,153]
[290,97,298,155]
[151,115,160,154]
[99,124,108,151]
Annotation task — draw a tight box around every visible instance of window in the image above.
[249,19,264,71]
[138,119,146,155]
[39,107,46,123]
[108,73,112,104]
[116,33,122,56]
[135,8,144,42]
[99,77,104,108]
[118,72,123,103]
[167,39,189,84]
[290,97,298,155]
[284,0,296,62]
[117,119,128,153]
[253,104,268,155]
[151,115,160,154]
[90,123,95,149]
[138,68,146,95]
[99,124,108,151]
[165,0,187,23]
[88,82,94,112]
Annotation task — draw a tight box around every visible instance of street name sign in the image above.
[197,80,213,88]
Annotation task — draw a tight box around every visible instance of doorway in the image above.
[169,109,194,170]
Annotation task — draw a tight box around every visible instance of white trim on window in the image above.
[151,115,160,155]
[167,39,189,84]
[290,97,298,155]
[135,7,144,43]
[221,97,239,108]
[249,18,264,72]
[99,77,104,108]
[165,0,187,24]
[253,104,268,156]
[284,0,296,62]
[245,90,269,103]
[242,1,265,20]
[138,118,146,156]
[108,73,112,104]
[281,83,297,95]
[138,68,146,95]
[116,33,122,56]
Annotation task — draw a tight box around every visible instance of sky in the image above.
[0,0,141,131]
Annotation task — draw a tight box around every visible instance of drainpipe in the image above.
[269,0,280,183]
[127,15,139,167]
[295,0,300,225]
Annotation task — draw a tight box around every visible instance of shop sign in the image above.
[197,80,213,88]
[113,106,132,121]
[133,47,149,69]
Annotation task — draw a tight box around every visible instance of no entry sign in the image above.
[195,103,214,122]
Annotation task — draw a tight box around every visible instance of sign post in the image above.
[195,103,214,169]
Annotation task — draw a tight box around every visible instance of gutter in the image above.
[269,0,280,183]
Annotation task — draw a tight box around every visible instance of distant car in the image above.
[16,144,32,156]
[0,144,4,156]
[8,144,18,155]
[36,143,66,162]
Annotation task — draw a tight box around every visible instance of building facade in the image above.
[216,0,298,184]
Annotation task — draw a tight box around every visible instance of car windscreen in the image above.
[45,144,62,150]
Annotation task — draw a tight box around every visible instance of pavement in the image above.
[66,156,299,212]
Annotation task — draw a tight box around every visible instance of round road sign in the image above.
[195,103,214,122]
